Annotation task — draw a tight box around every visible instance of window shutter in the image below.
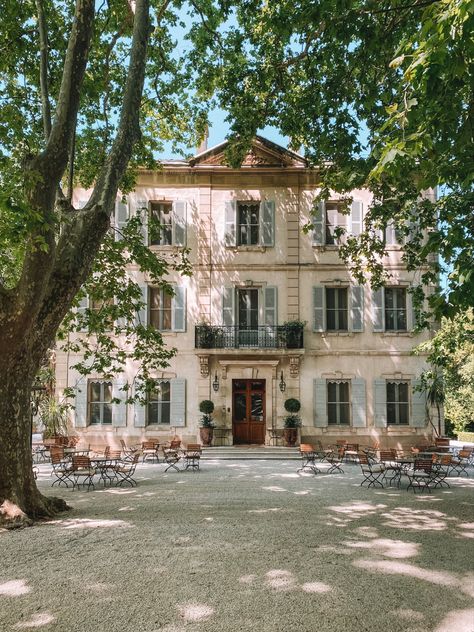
[313,378,328,427]
[411,380,427,427]
[74,380,88,428]
[372,288,385,332]
[114,199,128,241]
[350,286,364,332]
[407,289,416,332]
[260,200,275,247]
[225,200,237,246]
[264,286,278,326]
[313,286,325,332]
[374,379,387,427]
[134,198,148,245]
[312,201,325,246]
[172,200,187,246]
[135,284,148,327]
[385,220,398,246]
[350,201,363,236]
[172,286,186,332]
[351,378,367,427]
[222,287,235,326]
[133,383,146,428]
[170,379,186,427]
[112,379,128,427]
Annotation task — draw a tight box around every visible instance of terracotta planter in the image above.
[283,428,298,447]
[199,427,214,447]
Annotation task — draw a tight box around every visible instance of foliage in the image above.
[191,0,474,318]
[414,310,474,434]
[283,414,301,429]
[199,399,215,428]
[39,395,72,438]
[284,398,301,413]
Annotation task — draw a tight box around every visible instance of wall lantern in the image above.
[212,372,220,392]
[279,371,286,393]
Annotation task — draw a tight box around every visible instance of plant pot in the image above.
[199,427,214,447]
[283,428,298,447]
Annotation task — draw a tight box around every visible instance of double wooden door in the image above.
[232,379,266,445]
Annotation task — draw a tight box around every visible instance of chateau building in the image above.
[55,136,436,449]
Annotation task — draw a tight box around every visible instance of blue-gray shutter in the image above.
[222,287,235,326]
[351,378,367,427]
[114,199,128,241]
[225,200,237,246]
[374,379,387,427]
[172,286,186,332]
[372,288,385,332]
[112,378,128,427]
[260,200,275,247]
[170,379,186,427]
[411,380,427,427]
[313,286,325,332]
[134,198,148,245]
[172,200,187,246]
[407,289,416,332]
[350,286,364,332]
[264,286,278,326]
[135,284,148,326]
[350,201,363,236]
[133,383,146,428]
[385,220,398,246]
[313,378,328,427]
[312,201,325,246]
[74,380,88,428]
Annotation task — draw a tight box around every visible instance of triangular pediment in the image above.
[189,135,307,168]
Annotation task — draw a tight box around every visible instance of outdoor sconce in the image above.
[279,371,286,393]
[212,372,220,392]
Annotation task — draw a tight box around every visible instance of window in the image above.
[150,201,173,246]
[88,380,112,425]
[387,381,409,425]
[147,381,171,425]
[149,287,172,331]
[327,381,350,425]
[325,203,347,245]
[385,288,407,331]
[237,202,260,246]
[326,288,348,331]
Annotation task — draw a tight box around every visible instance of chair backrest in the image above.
[379,449,396,461]
[72,455,91,470]
[358,452,370,466]
[186,443,202,453]
[299,443,315,454]
[169,439,181,449]
[458,449,472,458]
[50,445,65,459]
[51,452,64,465]
[142,440,159,450]
[414,458,432,473]
[108,450,122,459]
[336,439,347,448]
[345,443,359,451]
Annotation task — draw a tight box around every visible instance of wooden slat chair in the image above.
[162,446,182,472]
[297,444,321,475]
[431,454,451,488]
[142,440,160,464]
[119,439,139,462]
[325,447,345,474]
[100,449,123,485]
[344,443,359,463]
[379,449,402,488]
[450,449,471,477]
[406,458,437,493]
[114,454,140,487]
[50,452,73,488]
[184,444,202,471]
[358,452,385,488]
[71,455,97,491]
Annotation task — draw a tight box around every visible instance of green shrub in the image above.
[284,398,301,413]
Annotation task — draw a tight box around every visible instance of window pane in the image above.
[234,394,247,422]
[162,309,172,330]
[328,403,337,424]
[326,289,335,309]
[327,310,336,330]
[102,404,112,424]
[250,225,259,244]
[338,289,348,309]
[251,394,264,421]
[396,309,407,331]
[90,382,101,402]
[89,403,101,424]
[385,289,394,308]
[385,310,395,330]
[148,402,158,424]
[150,288,160,308]
[338,309,348,330]
[327,382,337,402]
[160,403,171,424]
[103,382,112,402]
[387,402,397,424]
[398,403,409,424]
[399,382,409,402]
[339,382,350,402]
[339,403,350,424]
[160,381,171,401]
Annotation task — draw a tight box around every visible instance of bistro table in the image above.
[90,456,122,486]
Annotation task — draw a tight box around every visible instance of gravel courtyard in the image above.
[1,459,474,632]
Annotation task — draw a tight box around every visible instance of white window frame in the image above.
[386,380,410,425]
[146,380,171,426]
[149,201,173,246]
[149,287,173,331]
[88,380,113,425]
[327,380,351,425]
[384,287,407,332]
[326,287,349,331]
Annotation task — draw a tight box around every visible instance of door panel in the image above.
[232,379,266,444]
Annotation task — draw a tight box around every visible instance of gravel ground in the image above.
[1,459,474,632]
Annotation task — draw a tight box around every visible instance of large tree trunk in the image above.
[0,348,68,528]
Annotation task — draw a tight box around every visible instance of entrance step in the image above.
[202,446,300,460]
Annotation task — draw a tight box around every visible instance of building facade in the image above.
[56,136,436,450]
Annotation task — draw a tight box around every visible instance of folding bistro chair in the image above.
[50,452,73,488]
[183,444,202,471]
[450,450,471,477]
[297,444,321,475]
[142,440,160,464]
[379,449,402,488]
[406,458,437,493]
[114,454,140,487]
[162,446,182,472]
[358,452,385,488]
[325,447,345,474]
[71,455,97,491]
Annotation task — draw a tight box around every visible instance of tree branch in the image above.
[36,0,52,140]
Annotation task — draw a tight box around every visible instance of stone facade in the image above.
[55,136,437,450]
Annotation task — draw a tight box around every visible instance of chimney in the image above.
[197,126,209,154]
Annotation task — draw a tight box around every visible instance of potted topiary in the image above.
[199,400,215,446]
[283,398,301,446]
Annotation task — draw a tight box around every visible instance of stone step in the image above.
[201,446,300,460]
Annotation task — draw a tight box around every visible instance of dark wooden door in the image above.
[232,379,266,444]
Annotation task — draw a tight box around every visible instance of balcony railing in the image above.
[195,325,304,350]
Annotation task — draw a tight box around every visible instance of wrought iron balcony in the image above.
[195,324,304,350]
